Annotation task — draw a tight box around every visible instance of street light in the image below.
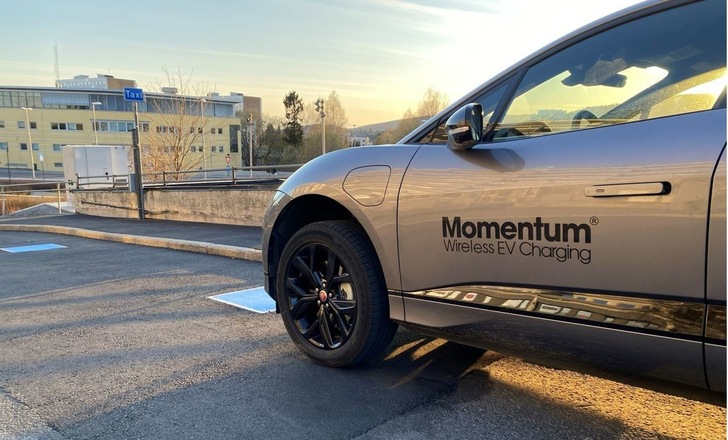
[315,99,326,155]
[200,98,207,179]
[21,107,35,179]
[91,101,102,144]
[38,152,45,181]
[5,143,10,184]
[246,113,254,177]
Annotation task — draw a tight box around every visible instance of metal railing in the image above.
[0,163,301,216]
[73,164,303,190]
[0,182,67,216]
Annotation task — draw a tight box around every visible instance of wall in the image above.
[74,188,276,227]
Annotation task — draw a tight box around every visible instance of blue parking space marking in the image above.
[1,243,67,253]
[209,287,276,313]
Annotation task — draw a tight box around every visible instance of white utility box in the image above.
[62,145,130,191]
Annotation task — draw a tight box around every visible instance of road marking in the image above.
[209,287,276,313]
[1,243,67,253]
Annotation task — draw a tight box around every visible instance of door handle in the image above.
[585,182,670,197]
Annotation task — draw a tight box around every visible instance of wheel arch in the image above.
[266,194,387,302]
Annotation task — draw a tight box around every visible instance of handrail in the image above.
[1,183,66,216]
[74,164,303,189]
[1,164,301,215]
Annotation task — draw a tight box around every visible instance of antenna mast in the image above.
[54,41,60,86]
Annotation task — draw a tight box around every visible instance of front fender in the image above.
[264,145,421,294]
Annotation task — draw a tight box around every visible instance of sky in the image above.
[0,0,644,126]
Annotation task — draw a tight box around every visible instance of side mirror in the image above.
[446,103,483,150]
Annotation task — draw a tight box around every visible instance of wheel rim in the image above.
[283,242,357,349]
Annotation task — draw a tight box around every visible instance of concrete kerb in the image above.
[0,224,262,262]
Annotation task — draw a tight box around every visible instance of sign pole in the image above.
[124,87,146,220]
[250,120,254,178]
[132,102,145,220]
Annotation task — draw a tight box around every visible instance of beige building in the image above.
[0,78,261,175]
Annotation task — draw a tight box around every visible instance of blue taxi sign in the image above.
[123,87,145,102]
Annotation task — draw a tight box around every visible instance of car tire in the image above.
[276,220,397,367]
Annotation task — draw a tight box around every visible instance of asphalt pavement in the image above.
[0,204,263,261]
[1,204,725,439]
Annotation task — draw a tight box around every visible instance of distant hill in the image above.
[348,119,401,137]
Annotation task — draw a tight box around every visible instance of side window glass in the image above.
[493,1,726,141]
[424,81,511,144]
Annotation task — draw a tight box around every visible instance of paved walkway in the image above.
[0,204,263,261]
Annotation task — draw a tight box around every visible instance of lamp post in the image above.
[200,98,207,179]
[246,113,254,177]
[5,144,10,183]
[38,153,45,181]
[21,107,35,179]
[315,99,326,155]
[91,101,102,144]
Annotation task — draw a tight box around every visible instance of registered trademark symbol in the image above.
[590,216,599,225]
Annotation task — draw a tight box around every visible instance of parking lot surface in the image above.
[0,222,724,439]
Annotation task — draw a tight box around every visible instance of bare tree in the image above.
[240,114,297,167]
[376,88,449,144]
[375,109,420,144]
[301,90,349,161]
[142,67,211,180]
[416,87,449,118]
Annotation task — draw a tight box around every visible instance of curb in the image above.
[0,224,262,262]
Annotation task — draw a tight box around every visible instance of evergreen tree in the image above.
[283,91,304,149]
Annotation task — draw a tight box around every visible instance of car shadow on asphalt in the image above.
[48,326,726,440]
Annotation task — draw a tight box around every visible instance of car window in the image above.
[493,0,726,141]
[419,81,511,144]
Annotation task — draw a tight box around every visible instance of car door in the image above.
[397,0,726,388]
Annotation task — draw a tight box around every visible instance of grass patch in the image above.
[1,194,66,216]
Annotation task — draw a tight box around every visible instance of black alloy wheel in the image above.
[285,240,357,349]
[277,220,397,367]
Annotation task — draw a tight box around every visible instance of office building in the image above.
[0,75,261,176]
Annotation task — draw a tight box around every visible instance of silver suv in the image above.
[263,0,726,391]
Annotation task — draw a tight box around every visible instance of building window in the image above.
[0,121,4,128]
[191,146,197,152]
[156,125,178,134]
[217,146,223,152]
[210,146,215,153]
[217,128,223,134]
[210,127,215,134]
[53,144,62,151]
[18,121,25,129]
[1,91,41,108]
[32,143,39,151]
[30,122,37,129]
[141,123,150,132]
[20,143,27,150]
[54,162,63,168]
[50,122,82,131]
[96,121,134,132]
[0,142,7,150]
